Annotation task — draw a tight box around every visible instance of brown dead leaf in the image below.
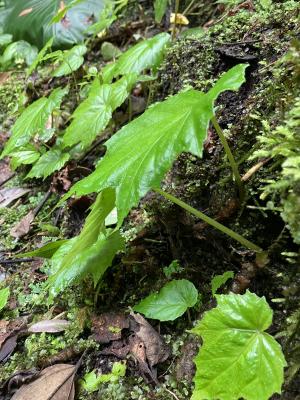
[130,312,170,368]
[92,313,129,344]
[28,319,70,333]
[11,364,76,400]
[0,318,28,362]
[10,210,35,238]
[0,334,18,363]
[1,368,39,396]
[0,72,10,86]
[0,187,30,208]
[19,8,33,17]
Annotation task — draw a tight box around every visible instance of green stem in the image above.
[211,116,244,201]
[154,187,262,252]
[172,0,180,40]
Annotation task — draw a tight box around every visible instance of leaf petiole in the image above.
[211,116,245,201]
[154,187,262,252]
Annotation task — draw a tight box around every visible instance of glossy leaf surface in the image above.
[0,287,10,312]
[191,291,286,400]
[1,87,68,157]
[48,189,124,295]
[102,33,170,82]
[134,279,198,321]
[63,74,136,148]
[154,0,169,23]
[67,64,248,223]
[52,44,87,77]
[27,149,70,179]
[211,270,234,296]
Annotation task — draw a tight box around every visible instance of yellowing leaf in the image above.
[170,13,189,25]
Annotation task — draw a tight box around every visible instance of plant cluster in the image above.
[0,1,296,399]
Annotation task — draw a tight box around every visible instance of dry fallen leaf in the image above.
[0,188,30,208]
[130,312,170,368]
[19,8,33,17]
[1,368,39,396]
[28,319,70,333]
[10,210,35,238]
[0,72,10,86]
[0,318,28,362]
[92,313,129,344]
[11,364,76,400]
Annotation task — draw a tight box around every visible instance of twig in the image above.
[33,189,52,217]
[165,388,181,400]
[0,258,36,265]
[242,158,271,182]
[0,173,16,188]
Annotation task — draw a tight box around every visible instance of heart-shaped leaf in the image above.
[134,279,198,321]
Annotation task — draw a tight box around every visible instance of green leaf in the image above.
[134,279,198,321]
[3,0,106,49]
[52,44,87,77]
[0,33,13,47]
[1,40,38,67]
[191,291,287,400]
[207,63,249,103]
[81,362,126,393]
[102,32,170,82]
[48,189,125,295]
[16,240,68,259]
[27,36,54,76]
[0,287,10,312]
[63,74,136,148]
[50,0,85,24]
[10,148,40,169]
[67,64,248,223]
[154,0,168,23]
[1,86,68,157]
[211,270,234,296]
[26,148,70,179]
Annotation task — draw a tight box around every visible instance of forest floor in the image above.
[0,1,299,399]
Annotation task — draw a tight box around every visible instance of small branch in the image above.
[242,158,271,182]
[211,116,244,201]
[0,173,16,188]
[172,0,180,40]
[0,258,36,265]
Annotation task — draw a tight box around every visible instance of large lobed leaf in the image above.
[191,291,286,400]
[1,86,68,157]
[134,279,198,321]
[2,0,106,49]
[48,188,124,295]
[67,64,248,223]
[62,74,137,148]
